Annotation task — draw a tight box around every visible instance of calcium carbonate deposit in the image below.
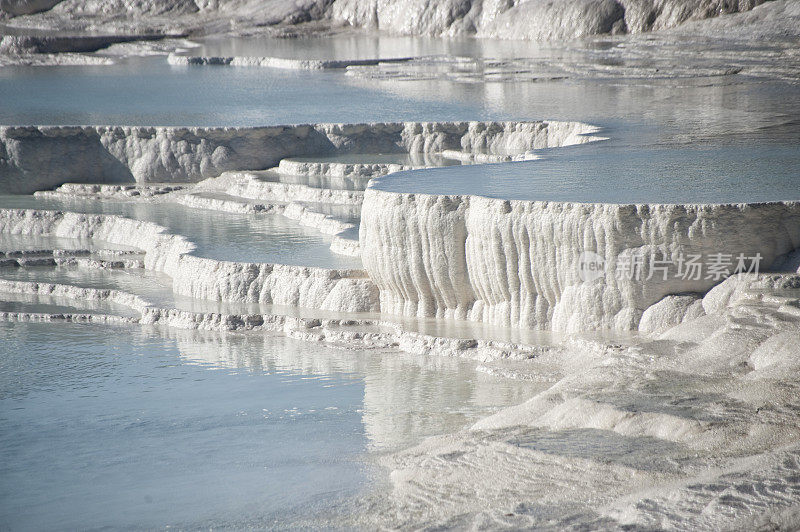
[1,0,800,529]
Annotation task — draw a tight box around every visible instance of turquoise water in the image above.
[0,321,537,530]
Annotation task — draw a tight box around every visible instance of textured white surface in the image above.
[361,193,800,332]
[638,293,704,333]
[332,0,768,39]
[0,208,379,312]
[2,0,769,38]
[276,158,417,179]
[197,171,363,205]
[360,272,800,529]
[0,120,590,194]
[0,0,331,32]
[168,53,416,69]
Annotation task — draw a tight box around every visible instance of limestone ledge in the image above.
[0,120,601,194]
[0,208,379,313]
[360,190,800,332]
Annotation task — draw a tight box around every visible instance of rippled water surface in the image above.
[0,322,538,529]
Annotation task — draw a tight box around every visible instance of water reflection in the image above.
[360,76,800,203]
[0,321,541,529]
[167,327,542,450]
[0,194,362,269]
[0,291,139,317]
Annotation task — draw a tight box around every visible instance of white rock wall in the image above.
[0,121,595,194]
[361,192,800,332]
[362,192,475,319]
[331,0,768,40]
[0,0,63,18]
[2,0,770,39]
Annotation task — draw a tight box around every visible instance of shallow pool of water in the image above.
[2,51,798,205]
[0,292,138,317]
[0,55,484,127]
[0,264,309,316]
[0,263,170,302]
[0,195,363,269]
[0,321,538,529]
[372,142,800,204]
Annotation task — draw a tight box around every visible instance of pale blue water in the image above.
[0,56,484,127]
[0,322,368,530]
[0,321,537,530]
[0,195,362,269]
[2,54,797,204]
[371,142,800,204]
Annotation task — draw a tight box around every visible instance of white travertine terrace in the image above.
[361,192,800,332]
[0,277,558,363]
[0,209,379,312]
[3,118,798,334]
[0,120,591,194]
[167,53,417,70]
[370,270,800,528]
[3,2,800,529]
[197,170,364,206]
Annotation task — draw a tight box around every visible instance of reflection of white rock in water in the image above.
[166,328,539,450]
